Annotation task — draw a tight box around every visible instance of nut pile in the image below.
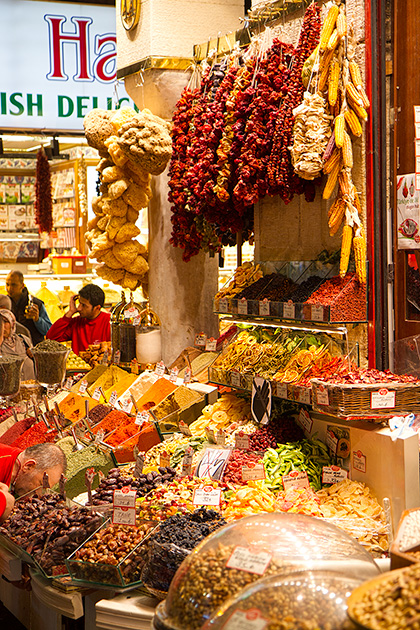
[0,494,102,575]
[142,507,226,593]
[70,521,155,585]
[168,543,283,630]
[91,467,177,505]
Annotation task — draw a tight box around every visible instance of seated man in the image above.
[0,442,66,523]
[46,283,111,355]
[6,270,51,345]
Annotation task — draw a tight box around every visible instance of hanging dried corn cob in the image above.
[319,4,340,52]
[353,228,367,283]
[340,224,353,277]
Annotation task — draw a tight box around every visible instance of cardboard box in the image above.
[52,256,73,274]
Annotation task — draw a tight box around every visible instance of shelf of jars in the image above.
[213,259,368,325]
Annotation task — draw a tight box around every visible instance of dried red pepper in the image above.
[35,147,53,233]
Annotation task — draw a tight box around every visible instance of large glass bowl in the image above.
[32,342,70,388]
[203,570,362,630]
[152,512,379,630]
[0,356,24,407]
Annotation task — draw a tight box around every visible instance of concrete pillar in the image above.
[116,1,244,363]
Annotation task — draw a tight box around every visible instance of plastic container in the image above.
[52,256,73,274]
[203,570,363,630]
[152,512,380,630]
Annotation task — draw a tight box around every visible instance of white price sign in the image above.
[155,361,166,376]
[316,385,329,406]
[216,430,226,447]
[193,485,221,506]
[194,333,207,347]
[322,466,348,484]
[112,506,136,526]
[297,409,313,435]
[298,387,311,405]
[178,420,192,436]
[113,487,136,508]
[242,463,265,481]
[64,377,73,390]
[224,609,268,630]
[226,546,272,575]
[92,387,101,401]
[230,371,241,388]
[370,388,396,409]
[282,470,310,491]
[259,300,270,316]
[169,367,179,382]
[205,426,216,443]
[237,299,248,315]
[135,411,150,426]
[183,367,192,384]
[353,449,367,473]
[109,390,118,406]
[219,298,229,313]
[275,382,288,399]
[205,337,217,351]
[235,432,250,450]
[311,305,324,321]
[283,302,295,319]
[122,399,132,413]
[78,379,88,394]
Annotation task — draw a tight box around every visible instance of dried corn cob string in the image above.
[353,227,367,283]
[340,224,353,277]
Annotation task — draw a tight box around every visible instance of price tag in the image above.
[226,546,272,575]
[322,466,348,484]
[169,367,179,382]
[113,350,121,365]
[64,377,73,390]
[242,463,266,481]
[275,382,288,399]
[109,390,118,406]
[219,298,229,313]
[238,298,248,315]
[252,377,272,425]
[230,370,241,388]
[113,487,136,508]
[193,485,222,506]
[95,429,105,444]
[283,302,295,319]
[78,379,88,394]
[133,317,141,326]
[298,387,311,405]
[122,399,132,413]
[101,350,109,365]
[353,449,367,473]
[195,448,230,480]
[155,361,166,376]
[311,305,324,321]
[183,367,192,384]
[235,431,250,450]
[216,429,226,447]
[194,333,207,347]
[205,426,216,443]
[133,451,146,478]
[131,359,139,375]
[282,470,310,491]
[112,507,136,526]
[223,608,268,630]
[296,409,313,435]
[178,420,192,436]
[325,430,338,454]
[205,337,217,351]
[371,388,396,409]
[92,387,101,401]
[124,307,139,320]
[181,446,194,476]
[135,411,150,426]
[316,385,329,406]
[159,451,171,467]
[259,299,270,316]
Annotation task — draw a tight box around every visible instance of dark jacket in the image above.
[11,287,52,346]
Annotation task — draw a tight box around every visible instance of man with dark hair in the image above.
[46,283,111,354]
[6,270,52,345]
[0,442,67,523]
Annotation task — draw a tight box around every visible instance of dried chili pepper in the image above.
[35,147,53,233]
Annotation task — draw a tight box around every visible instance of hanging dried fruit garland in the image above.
[34,147,53,234]
[267,1,321,202]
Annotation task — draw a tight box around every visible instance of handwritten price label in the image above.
[183,368,192,384]
[311,305,324,321]
[242,463,265,481]
[113,487,136,508]
[169,367,179,382]
[205,337,217,351]
[235,432,250,450]
[316,385,329,406]
[112,506,136,526]
[194,333,207,347]
[92,387,101,401]
[193,485,221,506]
[237,299,248,315]
[218,298,229,313]
[371,388,396,409]
[135,411,150,426]
[78,380,88,394]
[283,302,295,319]
[322,466,348,484]
[223,608,268,630]
[275,382,288,399]
[282,470,310,491]
[109,390,118,406]
[226,546,272,575]
[155,361,166,376]
[259,300,270,316]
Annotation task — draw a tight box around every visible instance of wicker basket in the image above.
[311,378,420,419]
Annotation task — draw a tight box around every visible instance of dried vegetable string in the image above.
[35,147,53,233]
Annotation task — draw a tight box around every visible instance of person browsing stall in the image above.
[0,309,35,380]
[46,283,111,355]
[0,294,31,338]
[6,270,52,345]
[0,443,66,523]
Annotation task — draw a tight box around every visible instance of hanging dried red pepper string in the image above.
[35,147,53,233]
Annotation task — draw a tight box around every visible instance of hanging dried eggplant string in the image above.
[78,155,88,217]
[35,147,53,234]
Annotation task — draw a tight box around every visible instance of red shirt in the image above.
[46,310,111,355]
[0,444,21,519]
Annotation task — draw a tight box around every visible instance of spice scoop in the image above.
[71,427,84,452]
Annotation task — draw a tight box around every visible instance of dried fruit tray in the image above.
[311,378,420,419]
[66,518,158,588]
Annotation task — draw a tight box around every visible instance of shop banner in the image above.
[397,173,420,249]
[0,0,136,131]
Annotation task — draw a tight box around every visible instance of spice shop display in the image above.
[203,570,363,630]
[32,339,70,389]
[79,341,112,368]
[84,106,171,293]
[136,304,162,367]
[0,493,103,577]
[153,512,379,630]
[141,508,226,595]
[90,467,177,506]
[67,519,157,587]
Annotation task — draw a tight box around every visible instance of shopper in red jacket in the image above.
[46,284,111,355]
[0,443,66,523]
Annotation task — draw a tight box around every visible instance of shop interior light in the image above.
[221,316,348,336]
